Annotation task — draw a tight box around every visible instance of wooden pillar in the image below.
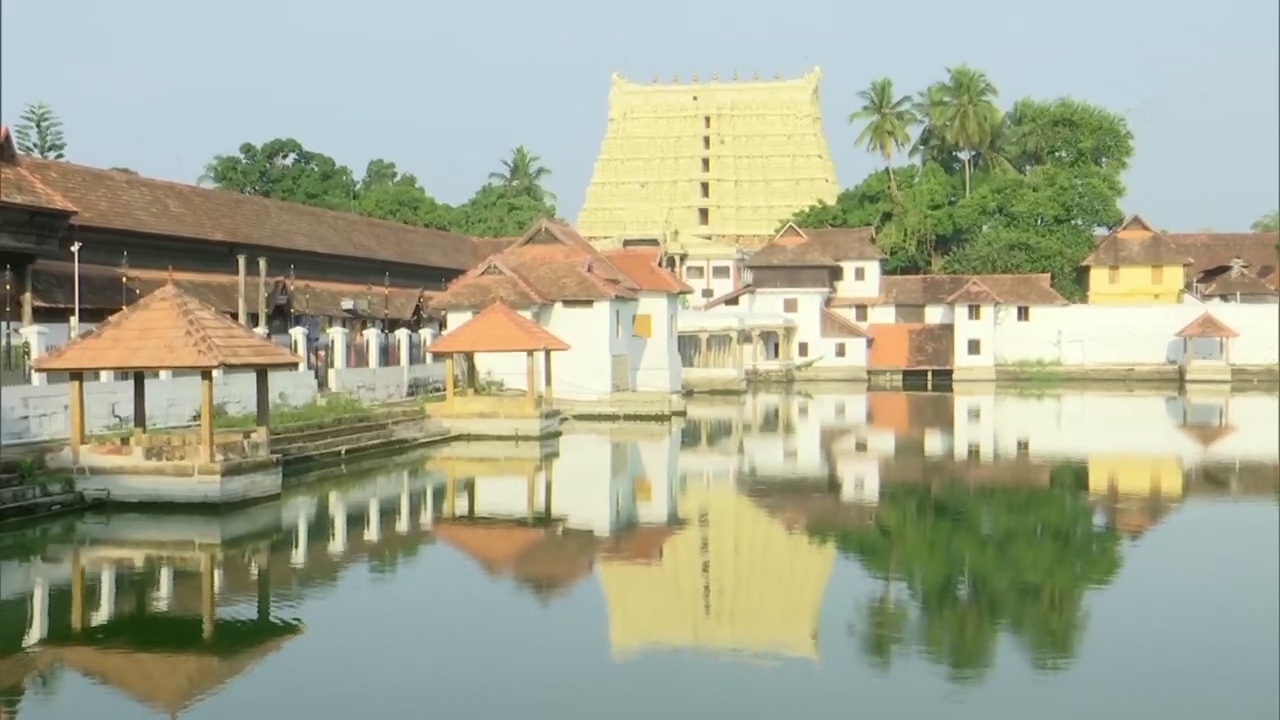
[444,471,457,518]
[525,351,537,409]
[69,372,85,464]
[199,370,215,464]
[20,264,34,327]
[466,479,476,517]
[443,354,456,405]
[543,463,554,519]
[70,548,84,633]
[543,350,554,400]
[254,368,271,439]
[466,353,480,393]
[526,472,536,518]
[131,371,147,435]
[256,553,271,623]
[200,554,216,641]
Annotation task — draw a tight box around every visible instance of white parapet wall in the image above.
[1,369,318,445]
[993,303,1280,366]
[329,363,446,404]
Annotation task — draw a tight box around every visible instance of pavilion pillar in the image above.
[543,463,554,518]
[256,553,271,623]
[199,370,216,464]
[70,548,84,633]
[752,330,761,364]
[200,553,216,641]
[69,371,85,464]
[254,368,271,440]
[443,354,456,408]
[543,350,554,400]
[466,353,480,393]
[525,351,537,409]
[526,472,536,518]
[131,371,147,436]
[444,471,457,518]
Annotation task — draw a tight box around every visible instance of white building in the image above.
[429,219,689,401]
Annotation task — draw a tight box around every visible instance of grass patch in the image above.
[212,394,378,430]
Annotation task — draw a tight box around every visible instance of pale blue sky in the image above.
[2,0,1276,232]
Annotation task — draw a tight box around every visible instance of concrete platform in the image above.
[69,458,284,504]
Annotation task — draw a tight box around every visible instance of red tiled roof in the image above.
[875,273,1067,306]
[427,301,570,354]
[33,283,301,372]
[430,219,640,311]
[603,248,692,294]
[1174,312,1239,339]
[0,126,77,213]
[703,284,754,309]
[866,323,953,369]
[16,155,481,271]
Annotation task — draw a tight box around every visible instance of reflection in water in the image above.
[0,389,1276,718]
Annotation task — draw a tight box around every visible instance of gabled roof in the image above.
[33,283,302,372]
[1179,424,1235,448]
[1083,215,1193,267]
[603,248,692,294]
[427,301,570,354]
[1174,312,1239,339]
[0,126,77,214]
[430,219,642,311]
[15,154,481,270]
[945,278,1002,304]
[837,273,1068,306]
[819,307,867,338]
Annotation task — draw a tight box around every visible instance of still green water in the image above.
[2,390,1277,720]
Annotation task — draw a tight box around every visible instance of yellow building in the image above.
[596,484,835,662]
[1081,215,1192,304]
[578,69,839,265]
[1087,453,1185,538]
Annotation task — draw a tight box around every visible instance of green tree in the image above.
[201,139,357,212]
[938,66,1002,197]
[849,78,917,199]
[107,167,139,175]
[813,477,1122,681]
[909,83,957,171]
[13,102,68,160]
[1002,98,1134,176]
[488,146,556,204]
[451,183,556,238]
[1252,210,1279,233]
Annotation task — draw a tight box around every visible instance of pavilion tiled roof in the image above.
[1179,424,1236,448]
[427,301,570,354]
[435,522,547,576]
[1174,312,1239,339]
[33,283,302,372]
[429,219,643,311]
[603,248,693,294]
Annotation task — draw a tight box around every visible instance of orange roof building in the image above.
[34,283,301,465]
[1174,311,1240,367]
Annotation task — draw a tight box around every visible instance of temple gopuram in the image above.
[577,69,839,301]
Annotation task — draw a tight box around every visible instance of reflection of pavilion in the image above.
[597,484,835,662]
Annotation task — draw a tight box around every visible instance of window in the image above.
[798,341,809,357]
[633,313,652,338]
[1016,306,1031,322]
[967,443,981,461]
[724,296,740,306]
[702,135,711,151]
[699,181,709,199]
[634,478,652,502]
[783,298,798,313]
[895,305,925,323]
[711,265,731,279]
[835,401,846,417]
[1151,265,1164,283]
[855,439,868,454]
[967,304,982,320]
[835,342,846,358]
[697,208,710,226]
[700,288,714,298]
[686,265,705,280]
[562,300,593,309]
[798,402,808,418]
[967,405,981,421]
[1016,438,1030,457]
[615,310,622,338]
[967,339,982,356]
[854,305,868,322]
[701,157,710,173]
[1108,266,1120,284]
[703,115,711,129]
[853,266,866,281]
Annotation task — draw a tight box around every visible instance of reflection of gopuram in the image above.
[597,484,834,662]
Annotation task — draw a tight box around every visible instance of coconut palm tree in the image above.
[488,146,556,204]
[849,78,917,199]
[938,66,1002,197]
[909,82,952,170]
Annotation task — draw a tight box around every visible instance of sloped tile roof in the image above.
[603,248,692,294]
[819,307,867,338]
[435,521,547,575]
[0,126,77,213]
[866,323,954,369]
[427,301,570,354]
[746,223,882,268]
[876,273,1067,306]
[430,219,640,311]
[1083,215,1192,267]
[33,283,302,371]
[16,155,481,271]
[1174,312,1239,339]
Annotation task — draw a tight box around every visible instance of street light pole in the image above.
[70,241,82,337]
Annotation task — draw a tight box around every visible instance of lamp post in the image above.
[70,241,82,337]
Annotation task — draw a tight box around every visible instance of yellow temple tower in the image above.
[577,69,839,261]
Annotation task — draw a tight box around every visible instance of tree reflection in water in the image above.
[811,466,1122,682]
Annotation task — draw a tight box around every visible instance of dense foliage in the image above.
[13,101,68,160]
[796,67,1139,300]
[810,465,1121,681]
[200,140,557,238]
